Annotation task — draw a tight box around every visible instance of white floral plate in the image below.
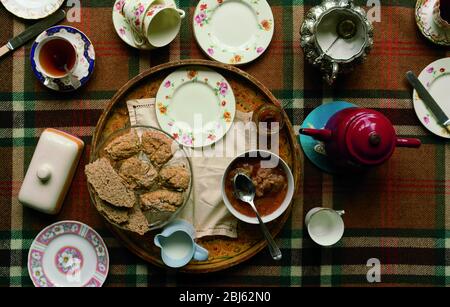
[1,0,64,19]
[416,0,450,46]
[155,66,236,148]
[193,0,274,65]
[28,220,109,287]
[112,0,175,50]
[413,57,450,138]
[30,26,95,92]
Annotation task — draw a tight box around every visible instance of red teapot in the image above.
[299,107,421,171]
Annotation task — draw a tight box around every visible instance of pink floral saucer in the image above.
[28,220,109,287]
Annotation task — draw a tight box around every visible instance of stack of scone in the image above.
[85,128,191,235]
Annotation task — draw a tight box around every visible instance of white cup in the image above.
[34,36,78,79]
[122,0,158,30]
[305,208,345,246]
[142,3,185,48]
[122,0,160,46]
[33,36,80,88]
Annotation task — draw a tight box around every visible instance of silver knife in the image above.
[0,9,66,59]
[406,71,450,133]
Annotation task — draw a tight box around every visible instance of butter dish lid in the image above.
[18,128,84,214]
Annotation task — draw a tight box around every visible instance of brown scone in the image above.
[159,165,190,190]
[85,158,135,208]
[118,156,158,189]
[125,205,149,235]
[140,189,184,212]
[93,193,129,224]
[104,129,140,160]
[141,130,173,166]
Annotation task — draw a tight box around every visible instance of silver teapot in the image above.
[300,0,374,84]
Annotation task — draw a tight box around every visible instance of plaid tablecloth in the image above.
[0,0,449,287]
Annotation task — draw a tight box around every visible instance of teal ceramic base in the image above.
[299,101,356,174]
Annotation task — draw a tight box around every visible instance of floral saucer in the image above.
[416,0,450,46]
[30,26,95,92]
[155,66,236,148]
[412,58,450,138]
[28,220,109,287]
[1,0,64,19]
[299,101,356,174]
[112,0,175,50]
[193,0,274,65]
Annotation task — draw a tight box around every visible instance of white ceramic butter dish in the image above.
[18,128,84,214]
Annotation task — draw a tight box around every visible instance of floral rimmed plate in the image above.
[30,26,95,92]
[155,66,236,148]
[28,221,109,287]
[413,58,450,138]
[1,0,64,19]
[416,0,450,46]
[193,0,274,65]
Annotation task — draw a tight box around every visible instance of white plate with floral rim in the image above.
[413,57,450,138]
[1,0,64,19]
[112,0,175,50]
[416,0,450,46]
[30,26,96,92]
[193,0,274,65]
[155,66,236,148]
[28,220,109,287]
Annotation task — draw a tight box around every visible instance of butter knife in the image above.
[0,9,66,59]
[406,71,450,133]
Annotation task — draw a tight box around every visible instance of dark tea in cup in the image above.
[38,37,77,78]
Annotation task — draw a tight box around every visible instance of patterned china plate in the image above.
[155,66,236,148]
[416,0,450,46]
[1,0,64,19]
[112,0,176,50]
[28,221,109,287]
[412,57,450,138]
[193,0,274,65]
[30,26,95,92]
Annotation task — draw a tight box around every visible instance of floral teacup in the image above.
[122,0,160,45]
[142,3,185,48]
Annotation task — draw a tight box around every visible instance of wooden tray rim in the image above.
[90,59,302,273]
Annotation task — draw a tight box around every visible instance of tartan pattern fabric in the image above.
[0,0,449,287]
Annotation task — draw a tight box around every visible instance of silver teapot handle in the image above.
[325,62,339,85]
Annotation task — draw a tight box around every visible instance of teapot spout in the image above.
[396,138,421,148]
[299,128,332,142]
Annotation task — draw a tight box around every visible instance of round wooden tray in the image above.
[89,59,302,273]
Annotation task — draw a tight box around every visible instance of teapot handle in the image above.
[325,62,339,85]
[396,138,421,148]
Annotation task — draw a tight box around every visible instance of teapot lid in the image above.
[345,111,396,165]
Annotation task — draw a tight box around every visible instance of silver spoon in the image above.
[233,173,282,261]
